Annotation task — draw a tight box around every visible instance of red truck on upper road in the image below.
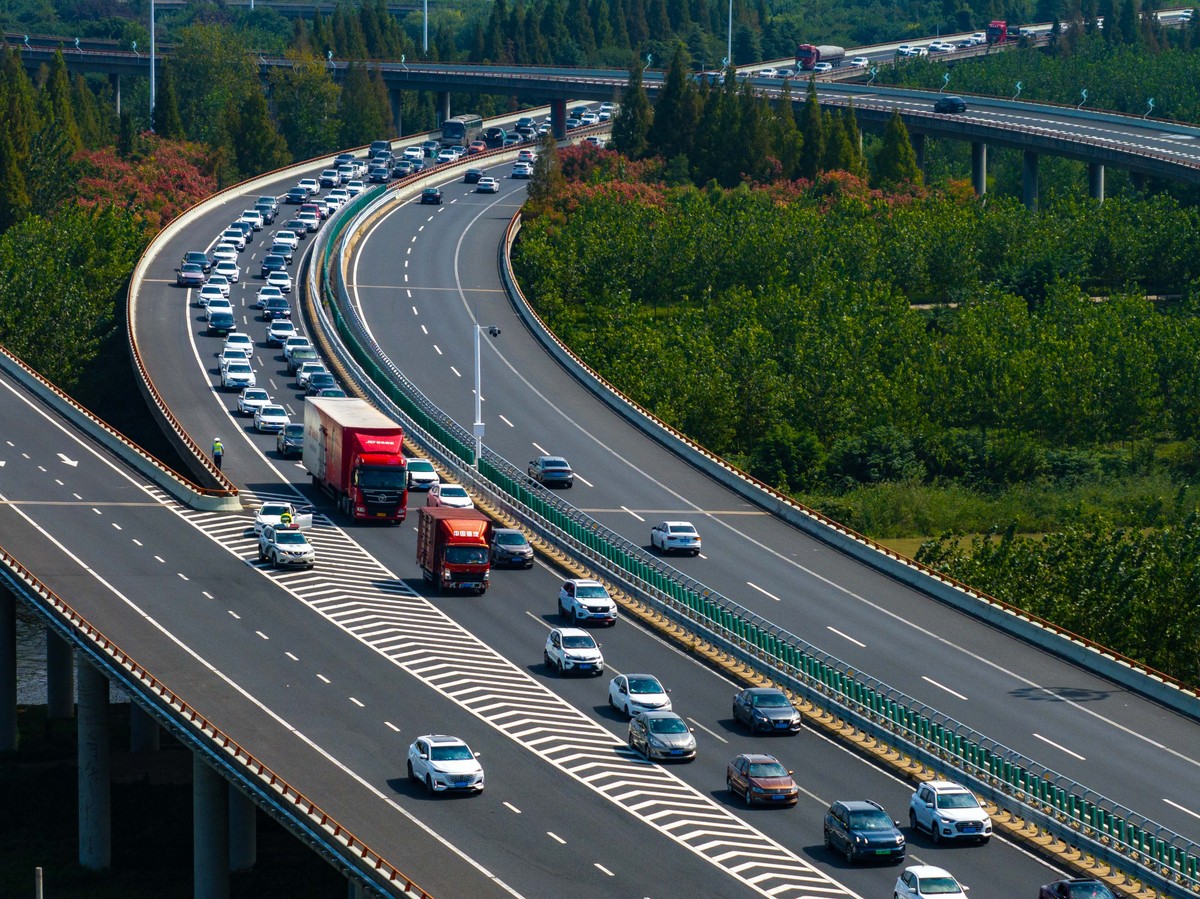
[303,397,407,522]
[416,506,492,594]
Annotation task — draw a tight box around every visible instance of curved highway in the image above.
[116,126,1186,897]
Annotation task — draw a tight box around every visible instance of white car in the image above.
[282,336,312,361]
[295,362,327,388]
[403,145,424,162]
[757,67,779,78]
[476,176,500,193]
[345,180,365,196]
[257,522,315,568]
[254,404,290,433]
[608,673,671,716]
[544,627,604,676]
[219,228,247,251]
[211,245,238,265]
[436,148,457,164]
[266,320,297,346]
[928,40,955,52]
[849,56,870,67]
[197,284,225,308]
[516,148,537,164]
[221,362,255,390]
[256,284,283,309]
[511,162,532,179]
[579,111,599,125]
[908,781,992,843]
[274,230,300,250]
[406,458,440,490]
[239,209,263,230]
[650,521,702,555]
[427,482,474,509]
[558,578,617,626]
[297,178,319,196]
[214,259,240,283]
[205,298,233,321]
[894,866,968,899]
[218,346,251,372]
[295,211,320,232]
[266,270,293,294]
[319,168,342,188]
[812,61,833,73]
[598,102,616,118]
[253,501,312,535]
[237,387,271,416]
[407,734,484,794]
[206,273,231,297]
[224,333,254,358]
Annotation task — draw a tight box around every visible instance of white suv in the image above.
[558,579,617,626]
[908,780,992,843]
[544,627,604,676]
[257,523,315,569]
[406,734,484,794]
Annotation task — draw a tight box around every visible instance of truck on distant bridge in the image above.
[796,44,846,70]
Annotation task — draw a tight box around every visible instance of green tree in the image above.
[155,64,185,140]
[646,45,699,161]
[170,25,259,149]
[612,61,652,159]
[338,62,390,148]
[797,78,823,181]
[42,51,83,155]
[269,52,342,161]
[70,74,105,149]
[229,85,291,177]
[871,110,922,189]
[0,131,31,233]
[528,132,566,208]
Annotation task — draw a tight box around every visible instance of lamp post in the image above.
[149,0,155,129]
[423,0,429,54]
[727,0,733,71]
[473,324,501,469]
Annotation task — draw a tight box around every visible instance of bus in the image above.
[440,114,484,148]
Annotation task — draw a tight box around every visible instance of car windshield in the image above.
[576,586,609,599]
[409,461,434,473]
[356,466,405,490]
[260,407,286,417]
[1065,887,1114,899]
[440,486,468,498]
[561,635,596,649]
[260,504,290,517]
[243,390,267,400]
[936,791,980,809]
[275,532,308,545]
[753,692,790,707]
[748,762,789,778]
[627,677,663,694]
[494,532,525,546]
[445,547,488,565]
[647,716,688,734]
[916,875,963,894]
[430,744,473,762]
[670,525,697,535]
[283,424,303,436]
[227,364,251,374]
[848,810,894,830]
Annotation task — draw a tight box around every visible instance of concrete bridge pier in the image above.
[77,658,111,869]
[194,754,230,899]
[436,91,450,126]
[348,879,367,899]
[1022,150,1039,210]
[110,73,120,117]
[389,89,402,138]
[129,702,160,752]
[551,98,568,139]
[971,141,987,196]
[47,630,74,720]
[0,586,15,751]
[911,132,925,171]
[228,785,257,872]
[1089,162,1105,201]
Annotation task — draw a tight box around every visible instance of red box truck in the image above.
[416,506,492,594]
[303,397,407,522]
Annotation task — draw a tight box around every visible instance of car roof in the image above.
[418,734,468,745]
[925,780,971,792]
[744,686,787,695]
[638,709,681,719]
[735,753,779,763]
[566,578,604,587]
[839,799,886,811]
[555,626,593,638]
[660,520,696,528]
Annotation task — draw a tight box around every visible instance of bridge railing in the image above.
[304,165,1200,898]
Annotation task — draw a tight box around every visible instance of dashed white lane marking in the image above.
[154,555,165,564]
[285,651,299,661]
[350,697,365,707]
[1033,732,1086,761]
[504,801,521,814]
[1163,798,1200,820]
[202,591,213,599]
[621,506,644,522]
[922,675,968,702]
[499,414,514,427]
[317,673,331,684]
[595,863,614,877]
[386,721,401,732]
[255,630,269,640]
[228,610,241,619]
[433,345,442,355]
[746,582,781,602]
[548,832,566,844]
[177,573,189,581]
[687,718,727,743]
[111,522,121,529]
[132,539,142,546]
[451,366,461,377]
[827,626,865,648]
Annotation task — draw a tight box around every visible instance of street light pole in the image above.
[473,323,500,469]
[423,0,429,54]
[727,0,733,70]
[149,0,156,129]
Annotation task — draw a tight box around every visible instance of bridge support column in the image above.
[47,630,74,720]
[194,754,230,899]
[550,98,568,140]
[228,786,256,872]
[1022,150,1039,211]
[971,142,987,196]
[110,73,120,118]
[78,659,111,870]
[389,89,402,138]
[0,585,15,751]
[1088,162,1105,201]
[348,879,367,899]
[911,132,925,171]
[1131,171,1146,193]
[129,702,160,752]
[437,91,450,126]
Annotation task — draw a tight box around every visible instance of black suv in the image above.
[420,187,443,205]
[823,800,905,864]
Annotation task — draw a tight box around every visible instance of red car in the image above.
[467,140,487,155]
[726,753,799,806]
[300,202,326,221]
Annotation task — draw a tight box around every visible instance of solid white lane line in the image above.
[746,582,782,602]
[827,627,866,648]
[1032,733,1086,761]
[922,676,968,702]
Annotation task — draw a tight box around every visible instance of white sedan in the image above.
[427,482,474,509]
[894,866,968,899]
[197,284,225,308]
[206,273,231,297]
[223,333,254,358]
[214,259,240,283]
[274,229,300,250]
[256,284,283,309]
[608,674,672,717]
[407,734,484,794]
[403,145,424,162]
[266,270,292,294]
[253,500,312,535]
[476,177,500,193]
[650,521,702,555]
[237,387,271,416]
[221,362,255,390]
[849,56,870,67]
[253,404,290,433]
[295,362,326,388]
[266,320,297,346]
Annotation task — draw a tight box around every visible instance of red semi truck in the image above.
[416,506,492,594]
[986,20,1010,42]
[796,44,846,69]
[303,397,408,522]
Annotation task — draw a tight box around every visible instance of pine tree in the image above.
[820,108,845,172]
[338,62,390,148]
[872,110,922,189]
[2,49,39,162]
[155,64,185,140]
[611,61,652,159]
[230,86,290,177]
[43,51,83,155]
[646,45,699,160]
[840,105,868,180]
[0,130,31,233]
[771,80,802,180]
[117,108,135,158]
[797,78,823,181]
[527,131,565,207]
[70,74,105,148]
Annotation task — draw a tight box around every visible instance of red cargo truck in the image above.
[986,20,1010,42]
[303,397,407,522]
[416,506,492,594]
